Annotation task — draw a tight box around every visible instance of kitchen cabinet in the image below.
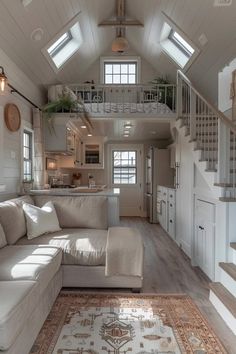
[79,137,104,169]
[157,186,176,240]
[194,199,215,280]
[44,119,76,155]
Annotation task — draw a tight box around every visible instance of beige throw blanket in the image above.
[105,227,144,278]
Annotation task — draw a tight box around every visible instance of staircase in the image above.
[176,70,236,335]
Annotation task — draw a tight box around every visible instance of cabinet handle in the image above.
[170,203,173,207]
[170,219,173,223]
[199,225,204,230]
[170,194,173,197]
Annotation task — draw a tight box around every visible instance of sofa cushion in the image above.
[33,195,108,229]
[0,195,34,245]
[0,245,62,294]
[23,201,61,239]
[17,228,107,266]
[0,223,7,248]
[0,280,38,351]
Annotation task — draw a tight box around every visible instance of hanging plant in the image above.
[41,90,93,133]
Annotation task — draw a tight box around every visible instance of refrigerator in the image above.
[145,147,174,223]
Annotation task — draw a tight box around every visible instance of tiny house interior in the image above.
[0,1,236,353]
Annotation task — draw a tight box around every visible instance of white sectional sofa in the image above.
[0,195,143,354]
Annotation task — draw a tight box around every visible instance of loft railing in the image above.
[177,70,236,198]
[67,83,176,115]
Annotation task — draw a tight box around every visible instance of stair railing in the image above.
[177,70,236,198]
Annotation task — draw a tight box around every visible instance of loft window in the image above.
[104,62,137,84]
[42,15,83,71]
[47,31,72,58]
[112,150,137,184]
[168,30,194,58]
[23,130,33,181]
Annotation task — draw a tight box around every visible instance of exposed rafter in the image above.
[98,0,143,28]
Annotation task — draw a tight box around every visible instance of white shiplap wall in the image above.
[0,48,44,201]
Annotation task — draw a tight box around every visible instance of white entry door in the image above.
[108,144,144,216]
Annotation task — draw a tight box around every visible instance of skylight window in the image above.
[169,30,195,58]
[42,14,83,72]
[160,17,199,70]
[47,31,72,58]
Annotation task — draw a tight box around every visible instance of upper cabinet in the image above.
[77,137,104,169]
[44,117,75,155]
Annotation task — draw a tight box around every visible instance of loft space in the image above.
[0,0,235,106]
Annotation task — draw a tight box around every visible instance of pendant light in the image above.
[0,66,7,93]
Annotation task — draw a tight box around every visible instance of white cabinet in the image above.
[157,186,176,240]
[74,137,104,169]
[194,199,215,280]
[44,119,76,155]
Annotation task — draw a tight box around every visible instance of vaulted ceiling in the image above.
[0,0,236,103]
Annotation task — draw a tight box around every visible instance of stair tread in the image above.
[210,282,236,317]
[219,197,236,202]
[219,262,236,281]
[230,243,236,251]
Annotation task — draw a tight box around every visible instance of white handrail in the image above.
[177,70,236,134]
[177,70,236,198]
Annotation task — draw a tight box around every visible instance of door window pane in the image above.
[112,150,137,184]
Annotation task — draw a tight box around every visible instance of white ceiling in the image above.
[74,118,172,141]
[0,0,236,104]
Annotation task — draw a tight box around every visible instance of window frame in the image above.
[112,150,137,185]
[160,14,199,71]
[47,31,73,58]
[100,56,141,84]
[168,29,194,59]
[23,129,34,182]
[42,14,83,72]
[104,61,137,85]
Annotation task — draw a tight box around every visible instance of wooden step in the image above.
[219,262,236,281]
[219,197,236,202]
[209,282,236,318]
[214,182,234,187]
[230,243,236,251]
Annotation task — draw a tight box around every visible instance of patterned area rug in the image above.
[30,292,226,354]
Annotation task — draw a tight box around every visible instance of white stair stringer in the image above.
[174,119,224,198]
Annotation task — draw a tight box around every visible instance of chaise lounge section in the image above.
[0,195,144,354]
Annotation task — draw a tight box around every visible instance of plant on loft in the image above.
[150,75,175,110]
[41,89,93,133]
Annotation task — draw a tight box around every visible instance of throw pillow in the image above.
[0,223,7,248]
[23,201,61,239]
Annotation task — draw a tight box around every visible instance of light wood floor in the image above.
[120,217,236,354]
[68,217,236,353]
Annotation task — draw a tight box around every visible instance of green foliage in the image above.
[149,75,175,110]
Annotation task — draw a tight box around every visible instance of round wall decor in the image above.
[4,103,21,132]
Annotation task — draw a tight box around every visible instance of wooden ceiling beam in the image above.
[98,20,144,28]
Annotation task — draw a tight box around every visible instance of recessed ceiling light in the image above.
[123,134,130,137]
[31,28,44,41]
[124,123,132,129]
[87,133,92,137]
[124,130,130,134]
[81,125,87,129]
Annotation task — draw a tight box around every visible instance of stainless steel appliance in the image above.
[145,147,174,223]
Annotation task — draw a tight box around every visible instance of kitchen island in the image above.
[29,188,120,226]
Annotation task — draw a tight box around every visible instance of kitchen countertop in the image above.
[29,187,120,197]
